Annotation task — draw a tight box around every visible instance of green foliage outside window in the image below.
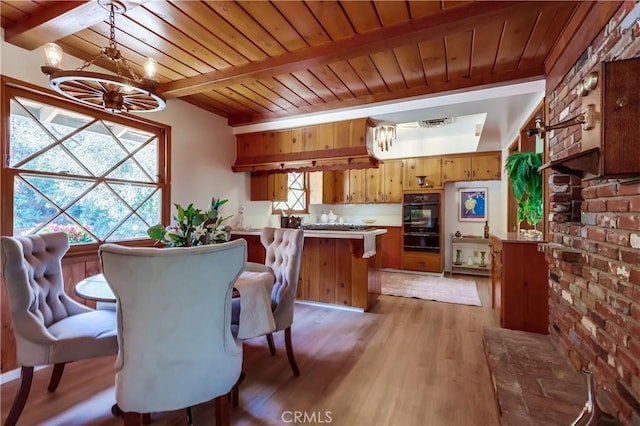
[6,93,165,245]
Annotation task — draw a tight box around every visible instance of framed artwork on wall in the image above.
[459,188,488,221]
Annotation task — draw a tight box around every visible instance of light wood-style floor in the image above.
[1,275,499,426]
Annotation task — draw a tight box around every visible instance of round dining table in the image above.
[74,271,276,340]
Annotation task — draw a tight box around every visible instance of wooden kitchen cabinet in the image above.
[365,161,403,203]
[442,152,501,182]
[401,251,442,273]
[403,156,442,190]
[249,172,288,201]
[365,167,382,203]
[230,234,266,264]
[489,233,548,334]
[237,118,372,160]
[381,161,403,203]
[323,170,350,204]
[349,169,366,203]
[315,162,402,205]
[380,226,402,269]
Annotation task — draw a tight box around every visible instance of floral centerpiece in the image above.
[147,197,232,247]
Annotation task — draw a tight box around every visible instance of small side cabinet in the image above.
[489,234,548,334]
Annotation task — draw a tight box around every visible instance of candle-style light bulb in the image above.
[144,57,157,80]
[44,43,63,69]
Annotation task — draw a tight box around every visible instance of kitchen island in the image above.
[231,228,387,311]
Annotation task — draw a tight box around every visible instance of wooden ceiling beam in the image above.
[3,0,149,50]
[226,65,546,126]
[160,1,576,98]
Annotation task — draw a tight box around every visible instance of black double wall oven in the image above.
[403,193,440,253]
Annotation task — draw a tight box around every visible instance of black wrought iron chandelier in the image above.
[40,0,166,113]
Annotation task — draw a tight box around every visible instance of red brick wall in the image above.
[545,2,640,423]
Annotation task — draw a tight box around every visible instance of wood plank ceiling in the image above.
[2,1,583,126]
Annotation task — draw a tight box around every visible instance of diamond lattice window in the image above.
[4,91,167,246]
[273,172,308,214]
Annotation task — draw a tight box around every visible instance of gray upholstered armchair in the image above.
[99,239,247,426]
[233,227,304,376]
[0,232,118,426]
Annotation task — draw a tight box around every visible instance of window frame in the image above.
[1,76,171,257]
[271,172,309,215]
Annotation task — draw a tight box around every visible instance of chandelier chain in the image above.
[108,3,117,51]
[40,0,166,112]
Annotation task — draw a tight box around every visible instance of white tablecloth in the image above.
[234,271,276,339]
[75,272,276,340]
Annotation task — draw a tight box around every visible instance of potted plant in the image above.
[504,151,543,229]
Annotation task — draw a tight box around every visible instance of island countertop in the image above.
[230,228,386,310]
[231,228,387,239]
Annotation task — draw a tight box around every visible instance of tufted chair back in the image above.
[99,239,246,416]
[1,232,117,365]
[261,227,304,331]
[1,232,118,425]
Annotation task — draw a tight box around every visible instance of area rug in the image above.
[380,271,482,306]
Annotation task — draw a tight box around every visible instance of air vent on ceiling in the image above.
[418,117,453,128]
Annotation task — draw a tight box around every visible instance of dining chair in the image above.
[232,227,304,376]
[0,232,118,426]
[99,239,247,426]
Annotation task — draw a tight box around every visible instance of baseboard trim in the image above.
[295,300,364,313]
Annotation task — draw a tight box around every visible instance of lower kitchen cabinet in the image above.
[380,226,401,269]
[490,233,548,334]
[401,251,442,273]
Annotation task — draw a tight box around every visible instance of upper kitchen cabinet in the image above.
[309,170,349,204]
[403,157,443,191]
[379,161,403,203]
[249,172,288,202]
[233,118,377,173]
[363,163,402,204]
[309,161,403,205]
[441,151,502,182]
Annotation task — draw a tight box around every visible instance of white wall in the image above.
[442,181,502,271]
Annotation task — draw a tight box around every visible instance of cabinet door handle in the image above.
[472,170,476,178]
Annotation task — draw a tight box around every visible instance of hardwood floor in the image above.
[1,275,499,426]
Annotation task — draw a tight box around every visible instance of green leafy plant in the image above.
[147,197,232,247]
[504,152,543,227]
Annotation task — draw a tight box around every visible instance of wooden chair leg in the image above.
[284,327,300,377]
[186,407,193,425]
[231,371,245,407]
[266,333,276,355]
[47,363,65,392]
[5,366,34,426]
[122,412,141,425]
[214,393,231,426]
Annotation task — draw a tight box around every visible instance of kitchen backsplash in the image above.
[308,204,402,226]
[239,201,403,229]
